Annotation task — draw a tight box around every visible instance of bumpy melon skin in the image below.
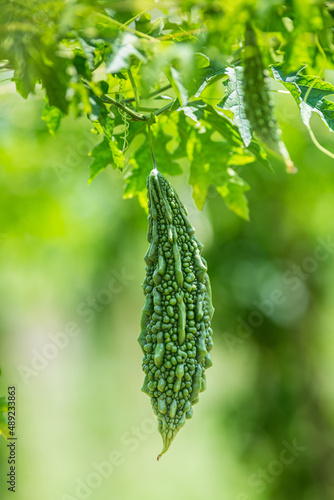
[138,169,214,459]
[243,23,296,173]
[243,24,279,147]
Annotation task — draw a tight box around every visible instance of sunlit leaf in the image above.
[216,168,250,220]
[88,137,124,183]
[194,61,227,97]
[188,125,250,217]
[178,100,206,122]
[42,101,63,135]
[167,67,189,107]
[272,65,334,131]
[204,107,270,169]
[218,66,252,147]
[106,34,146,74]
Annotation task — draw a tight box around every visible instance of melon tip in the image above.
[286,159,298,174]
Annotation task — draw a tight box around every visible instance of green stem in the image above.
[302,36,327,105]
[82,78,147,121]
[119,7,151,29]
[83,78,174,122]
[98,13,158,42]
[306,123,334,160]
[100,95,147,121]
[128,68,140,111]
[153,100,175,116]
[268,89,290,94]
[147,123,157,170]
[124,84,172,103]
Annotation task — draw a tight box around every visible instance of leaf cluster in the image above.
[0,0,333,217]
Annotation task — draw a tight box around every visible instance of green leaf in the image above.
[281,2,330,72]
[42,101,63,135]
[218,66,252,147]
[79,38,108,70]
[188,126,250,218]
[73,52,91,80]
[13,71,38,100]
[87,92,108,124]
[88,137,123,183]
[106,33,146,74]
[38,55,71,114]
[109,141,124,171]
[89,138,112,182]
[123,160,148,208]
[187,132,229,210]
[135,13,164,38]
[271,65,334,131]
[204,106,270,169]
[123,115,185,203]
[185,106,268,217]
[227,151,256,167]
[195,53,210,69]
[194,61,227,97]
[167,67,189,107]
[178,100,206,122]
[216,169,250,220]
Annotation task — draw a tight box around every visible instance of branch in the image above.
[97,13,158,42]
[123,84,172,103]
[128,68,140,111]
[153,100,175,116]
[81,78,148,121]
[157,28,205,41]
[83,78,174,121]
[101,95,148,121]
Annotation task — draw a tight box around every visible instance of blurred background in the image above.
[1,73,334,500]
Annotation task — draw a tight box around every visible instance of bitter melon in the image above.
[243,22,296,173]
[138,169,214,459]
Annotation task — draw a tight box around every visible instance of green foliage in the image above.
[218,66,252,148]
[0,0,333,219]
[42,100,63,135]
[187,110,252,219]
[138,170,214,458]
[123,115,185,206]
[271,65,334,131]
[88,137,119,183]
[1,70,334,495]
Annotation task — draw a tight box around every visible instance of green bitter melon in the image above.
[138,169,214,459]
[243,22,296,173]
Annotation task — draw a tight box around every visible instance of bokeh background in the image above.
[1,72,334,500]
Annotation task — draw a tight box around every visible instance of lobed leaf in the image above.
[42,101,63,135]
[88,137,124,183]
[271,65,334,131]
[106,33,146,74]
[218,66,252,147]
